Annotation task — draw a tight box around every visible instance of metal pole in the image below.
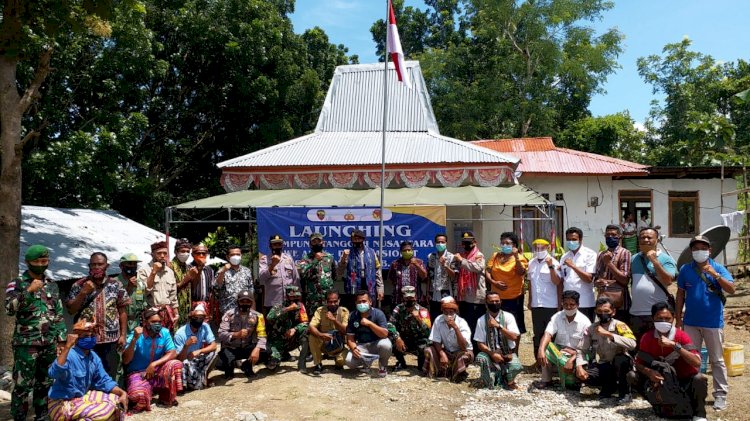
[165,207,171,260]
[379,0,390,269]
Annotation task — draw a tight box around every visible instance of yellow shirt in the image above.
[486,252,528,300]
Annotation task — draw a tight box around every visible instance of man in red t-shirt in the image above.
[629,301,707,421]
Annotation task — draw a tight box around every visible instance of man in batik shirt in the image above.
[214,244,254,316]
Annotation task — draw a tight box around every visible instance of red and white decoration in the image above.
[363,171,396,188]
[473,168,509,187]
[436,169,468,188]
[294,173,321,189]
[259,173,289,190]
[328,172,358,188]
[387,0,410,87]
[400,170,430,188]
[221,173,253,192]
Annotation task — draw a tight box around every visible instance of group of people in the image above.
[4,223,735,421]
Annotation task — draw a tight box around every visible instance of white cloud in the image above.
[633,121,647,132]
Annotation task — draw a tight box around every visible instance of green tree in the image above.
[558,112,647,163]
[638,38,750,165]
[0,0,123,366]
[371,0,623,140]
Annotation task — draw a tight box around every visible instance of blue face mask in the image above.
[76,336,97,350]
[501,245,513,255]
[356,303,370,313]
[605,237,620,249]
[435,243,447,253]
[566,240,580,251]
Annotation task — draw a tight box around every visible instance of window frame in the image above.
[668,191,700,238]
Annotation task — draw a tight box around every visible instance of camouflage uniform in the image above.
[389,303,432,367]
[118,273,147,335]
[297,250,336,313]
[5,271,67,420]
[265,287,309,364]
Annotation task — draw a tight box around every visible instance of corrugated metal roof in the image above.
[219,131,519,168]
[474,138,649,176]
[315,62,438,133]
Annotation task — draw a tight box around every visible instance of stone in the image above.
[0,389,11,402]
[252,411,268,421]
[182,400,204,408]
[237,411,256,421]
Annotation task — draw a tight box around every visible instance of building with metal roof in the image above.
[217,62,520,191]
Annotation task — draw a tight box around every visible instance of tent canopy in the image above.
[172,185,548,209]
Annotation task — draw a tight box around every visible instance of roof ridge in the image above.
[554,147,648,169]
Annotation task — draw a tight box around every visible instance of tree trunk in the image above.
[0,54,23,366]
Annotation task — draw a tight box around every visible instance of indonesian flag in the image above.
[387,0,411,87]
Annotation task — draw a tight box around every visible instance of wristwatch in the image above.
[673,342,683,352]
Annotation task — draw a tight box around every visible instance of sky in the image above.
[290,0,750,125]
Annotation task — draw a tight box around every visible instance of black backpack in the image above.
[638,351,693,418]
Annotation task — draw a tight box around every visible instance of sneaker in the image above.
[313,364,323,375]
[713,395,727,411]
[393,361,407,371]
[267,359,279,371]
[617,394,633,405]
[692,417,707,421]
[378,368,388,378]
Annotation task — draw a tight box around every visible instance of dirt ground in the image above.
[3,281,750,421]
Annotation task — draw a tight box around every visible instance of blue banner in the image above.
[256,206,446,267]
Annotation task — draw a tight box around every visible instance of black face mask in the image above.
[311,244,323,253]
[404,300,416,308]
[598,313,612,324]
[272,248,283,256]
[463,242,474,252]
[189,318,204,329]
[487,303,501,313]
[239,305,252,312]
[122,267,137,277]
[352,241,363,249]
[327,305,339,313]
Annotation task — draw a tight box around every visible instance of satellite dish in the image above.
[675,225,731,269]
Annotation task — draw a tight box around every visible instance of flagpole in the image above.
[379,0,389,275]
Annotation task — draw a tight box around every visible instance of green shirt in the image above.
[118,273,147,334]
[5,271,66,347]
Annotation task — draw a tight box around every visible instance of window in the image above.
[619,190,652,228]
[513,206,564,249]
[669,191,699,237]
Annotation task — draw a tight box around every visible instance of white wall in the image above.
[517,175,740,263]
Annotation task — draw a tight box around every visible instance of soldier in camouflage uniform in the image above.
[118,253,146,335]
[297,233,336,313]
[389,285,432,371]
[265,285,309,370]
[5,245,67,421]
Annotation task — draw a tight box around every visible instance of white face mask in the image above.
[654,321,673,334]
[564,308,577,317]
[534,250,548,261]
[176,252,190,263]
[229,255,242,266]
[692,250,710,263]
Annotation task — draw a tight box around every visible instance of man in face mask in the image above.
[139,241,179,331]
[47,318,129,421]
[265,285,309,370]
[576,297,636,404]
[676,235,735,411]
[423,296,473,382]
[389,285,431,371]
[122,308,182,411]
[535,290,592,390]
[475,291,522,390]
[215,244,254,317]
[527,238,563,354]
[183,244,215,318]
[387,241,428,306]
[594,225,632,324]
[631,302,707,421]
[66,252,131,382]
[297,233,336,313]
[6,245,67,421]
[305,290,349,374]
[337,230,384,310]
[345,290,392,377]
[217,290,267,379]
[119,253,146,335]
[171,238,193,327]
[259,234,300,313]
[173,303,218,390]
[560,227,597,322]
[427,233,457,321]
[452,231,487,347]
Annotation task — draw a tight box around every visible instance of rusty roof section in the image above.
[473,137,650,176]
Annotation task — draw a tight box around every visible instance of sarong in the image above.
[423,346,474,382]
[182,351,217,390]
[126,360,183,412]
[48,390,120,421]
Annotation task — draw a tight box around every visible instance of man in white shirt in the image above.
[535,290,592,389]
[528,238,563,353]
[560,227,597,321]
[423,296,473,382]
[474,291,522,390]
